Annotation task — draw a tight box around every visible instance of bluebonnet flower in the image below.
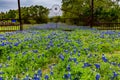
[0,77,3,80]
[87,54,92,58]
[82,63,92,68]
[102,54,108,62]
[111,62,117,66]
[47,35,51,38]
[42,54,44,57]
[37,69,42,77]
[26,68,28,72]
[70,52,73,56]
[118,32,120,37]
[13,77,18,80]
[44,74,49,80]
[118,64,120,67]
[14,43,19,46]
[50,71,53,75]
[67,72,71,79]
[78,53,80,57]
[59,54,64,61]
[1,37,6,40]
[7,56,11,61]
[74,78,79,80]
[76,61,79,65]
[9,45,12,48]
[33,50,38,53]
[5,64,9,67]
[63,74,69,79]
[38,55,41,58]
[68,58,72,61]
[23,75,29,80]
[0,64,2,68]
[57,44,60,47]
[73,49,77,54]
[0,72,4,75]
[1,42,5,46]
[96,73,100,80]
[113,72,118,78]
[33,74,40,80]
[22,52,27,55]
[66,64,71,71]
[64,50,68,53]
[73,58,77,63]
[94,64,100,69]
[100,33,104,38]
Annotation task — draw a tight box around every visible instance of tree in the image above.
[62,0,120,25]
[0,5,49,24]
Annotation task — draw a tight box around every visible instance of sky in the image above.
[0,0,62,17]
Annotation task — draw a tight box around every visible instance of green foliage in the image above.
[62,0,120,25]
[0,5,49,24]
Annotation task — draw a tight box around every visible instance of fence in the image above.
[0,19,20,32]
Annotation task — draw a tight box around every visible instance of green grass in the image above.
[1,29,120,79]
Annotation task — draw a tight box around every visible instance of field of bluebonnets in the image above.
[1,23,120,80]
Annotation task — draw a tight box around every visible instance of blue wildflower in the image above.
[9,45,12,48]
[64,50,68,53]
[68,57,72,62]
[44,74,49,80]
[42,54,44,57]
[1,37,6,40]
[14,43,19,46]
[94,64,100,69]
[0,64,2,68]
[88,54,92,58]
[22,52,27,55]
[1,42,5,46]
[50,71,53,75]
[111,62,116,66]
[67,72,71,78]
[70,52,73,56]
[5,64,9,67]
[96,73,100,80]
[13,77,18,80]
[0,72,4,74]
[37,69,42,77]
[118,64,120,67]
[102,54,108,62]
[23,75,29,80]
[38,55,41,58]
[59,54,64,61]
[63,74,69,79]
[7,56,10,61]
[100,34,104,38]
[0,77,3,80]
[82,63,91,68]
[78,53,80,56]
[73,49,77,54]
[66,64,71,71]
[113,72,118,78]
[33,50,38,53]
[33,74,40,80]
[73,58,77,62]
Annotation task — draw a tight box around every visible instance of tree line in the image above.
[0,0,120,26]
[0,5,49,24]
[60,0,120,25]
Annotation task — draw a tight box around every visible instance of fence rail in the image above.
[93,22,120,30]
[0,19,20,32]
